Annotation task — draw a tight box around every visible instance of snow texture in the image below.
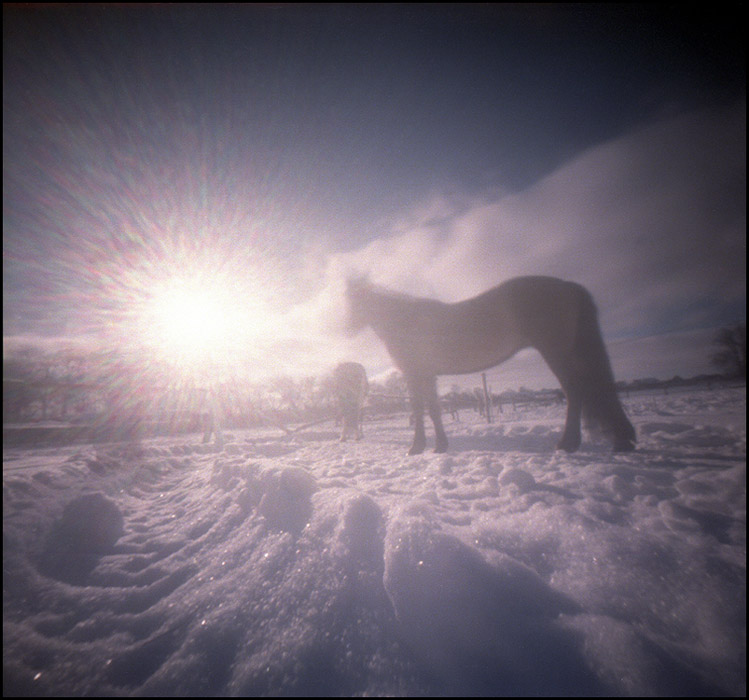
[3,387,746,696]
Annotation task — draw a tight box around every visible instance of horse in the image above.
[346,276,636,455]
[198,385,224,448]
[333,361,369,441]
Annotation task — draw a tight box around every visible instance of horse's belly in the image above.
[439,348,519,375]
[428,331,525,376]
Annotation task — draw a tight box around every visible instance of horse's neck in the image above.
[366,294,450,365]
[367,294,417,335]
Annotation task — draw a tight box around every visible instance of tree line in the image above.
[3,322,745,430]
[2,346,406,428]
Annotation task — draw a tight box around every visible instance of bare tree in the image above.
[711,322,746,378]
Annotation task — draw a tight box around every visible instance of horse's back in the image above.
[488,276,588,307]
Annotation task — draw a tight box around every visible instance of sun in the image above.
[153,285,230,356]
[139,275,264,375]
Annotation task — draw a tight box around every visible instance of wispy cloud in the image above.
[321,102,745,322]
[295,102,745,384]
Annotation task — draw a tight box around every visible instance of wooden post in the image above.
[482,372,492,424]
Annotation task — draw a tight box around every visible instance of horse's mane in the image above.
[348,277,431,305]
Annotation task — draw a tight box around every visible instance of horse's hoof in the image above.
[556,437,580,453]
[613,439,636,452]
[408,446,425,455]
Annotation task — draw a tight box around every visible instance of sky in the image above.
[3,4,746,390]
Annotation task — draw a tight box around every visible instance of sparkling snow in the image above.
[3,387,746,696]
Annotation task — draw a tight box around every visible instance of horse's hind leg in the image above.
[605,396,636,451]
[425,379,448,453]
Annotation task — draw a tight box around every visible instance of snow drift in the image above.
[3,386,746,696]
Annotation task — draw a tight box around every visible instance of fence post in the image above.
[482,372,492,424]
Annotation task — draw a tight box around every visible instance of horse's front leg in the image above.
[557,389,582,453]
[426,378,448,453]
[407,377,427,455]
[355,406,363,440]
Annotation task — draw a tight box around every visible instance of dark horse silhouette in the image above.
[346,276,635,455]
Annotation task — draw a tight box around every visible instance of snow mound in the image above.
[383,503,603,695]
[258,466,317,534]
[337,492,384,570]
[39,492,125,584]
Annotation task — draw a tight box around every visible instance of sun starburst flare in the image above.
[137,275,273,379]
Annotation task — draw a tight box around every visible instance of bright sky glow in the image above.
[2,5,745,389]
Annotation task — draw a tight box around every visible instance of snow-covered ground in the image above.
[3,386,746,696]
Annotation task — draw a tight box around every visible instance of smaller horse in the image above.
[346,276,635,455]
[198,386,224,448]
[333,362,369,441]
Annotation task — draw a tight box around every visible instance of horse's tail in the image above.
[575,289,636,451]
